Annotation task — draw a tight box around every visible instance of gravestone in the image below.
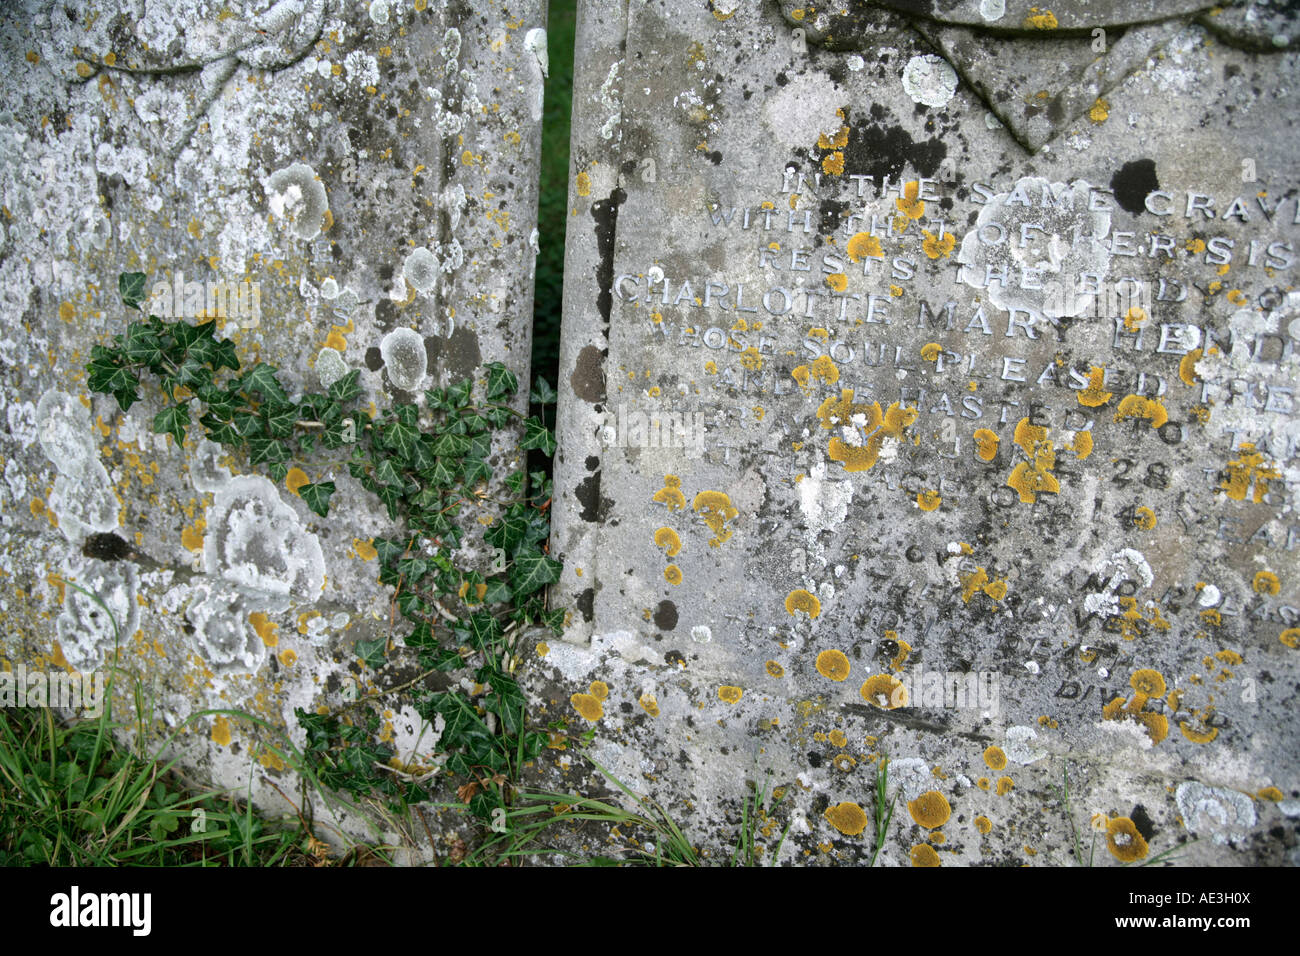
[0,0,546,857]
[537,0,1300,864]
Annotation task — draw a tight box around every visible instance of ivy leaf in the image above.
[376,484,402,521]
[467,432,493,461]
[454,611,501,653]
[262,402,298,439]
[231,409,261,438]
[356,638,388,670]
[529,377,557,405]
[447,379,473,408]
[430,431,470,457]
[241,363,287,402]
[323,418,354,449]
[483,405,512,429]
[424,387,449,412]
[119,272,147,310]
[249,437,290,467]
[484,675,527,736]
[520,417,557,456]
[396,556,432,584]
[268,461,289,483]
[485,508,528,555]
[374,538,409,567]
[152,404,190,445]
[510,551,562,596]
[298,481,336,517]
[213,338,241,373]
[461,457,491,487]
[171,320,215,351]
[328,369,362,403]
[374,458,404,487]
[425,457,458,488]
[540,607,567,634]
[504,470,527,496]
[485,362,518,401]
[409,436,437,472]
[404,621,438,649]
[198,413,240,446]
[482,578,512,604]
[124,325,164,367]
[384,420,420,461]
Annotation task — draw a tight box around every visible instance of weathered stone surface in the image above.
[537,0,1299,864]
[0,0,545,856]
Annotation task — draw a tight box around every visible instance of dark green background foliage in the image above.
[532,0,575,389]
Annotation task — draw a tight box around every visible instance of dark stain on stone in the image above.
[708,150,722,165]
[374,298,396,331]
[1130,804,1156,842]
[584,455,599,471]
[664,649,686,667]
[82,532,131,562]
[818,197,848,236]
[365,346,383,371]
[653,599,677,631]
[843,120,946,183]
[1110,159,1159,216]
[425,324,482,380]
[575,472,611,523]
[592,188,627,325]
[570,344,606,404]
[576,587,595,623]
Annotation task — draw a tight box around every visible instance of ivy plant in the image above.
[88,272,563,823]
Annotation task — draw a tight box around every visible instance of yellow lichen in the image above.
[211,716,232,747]
[1077,366,1113,407]
[718,685,743,704]
[638,694,660,717]
[959,568,1008,604]
[571,693,604,721]
[589,680,609,700]
[975,815,992,835]
[1220,444,1280,502]
[1133,506,1157,530]
[845,232,883,263]
[1280,628,1299,649]
[692,490,739,546]
[785,588,821,619]
[860,674,907,709]
[824,801,868,836]
[248,612,279,648]
[821,151,845,176]
[1179,348,1204,386]
[983,746,1007,771]
[1252,571,1280,595]
[765,659,785,678]
[996,776,1014,795]
[908,790,951,829]
[916,489,941,512]
[920,342,942,362]
[654,526,682,557]
[921,229,955,259]
[1130,669,1166,698]
[652,474,687,510]
[1114,394,1169,429]
[1105,816,1149,862]
[973,428,1000,461]
[1258,786,1283,801]
[910,843,941,866]
[1088,98,1109,123]
[825,273,848,292]
[816,649,852,682]
[664,564,683,586]
[1024,8,1059,29]
[575,171,591,197]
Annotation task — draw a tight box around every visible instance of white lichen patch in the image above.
[1004,725,1047,764]
[902,54,958,109]
[55,557,139,672]
[264,163,330,241]
[402,247,440,294]
[186,585,266,675]
[889,756,934,800]
[957,178,1112,320]
[798,461,851,534]
[315,347,349,389]
[1175,781,1257,843]
[379,328,427,391]
[761,73,847,149]
[203,475,326,611]
[36,389,119,540]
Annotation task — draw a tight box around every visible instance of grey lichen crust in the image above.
[537,0,1300,865]
[0,0,544,857]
